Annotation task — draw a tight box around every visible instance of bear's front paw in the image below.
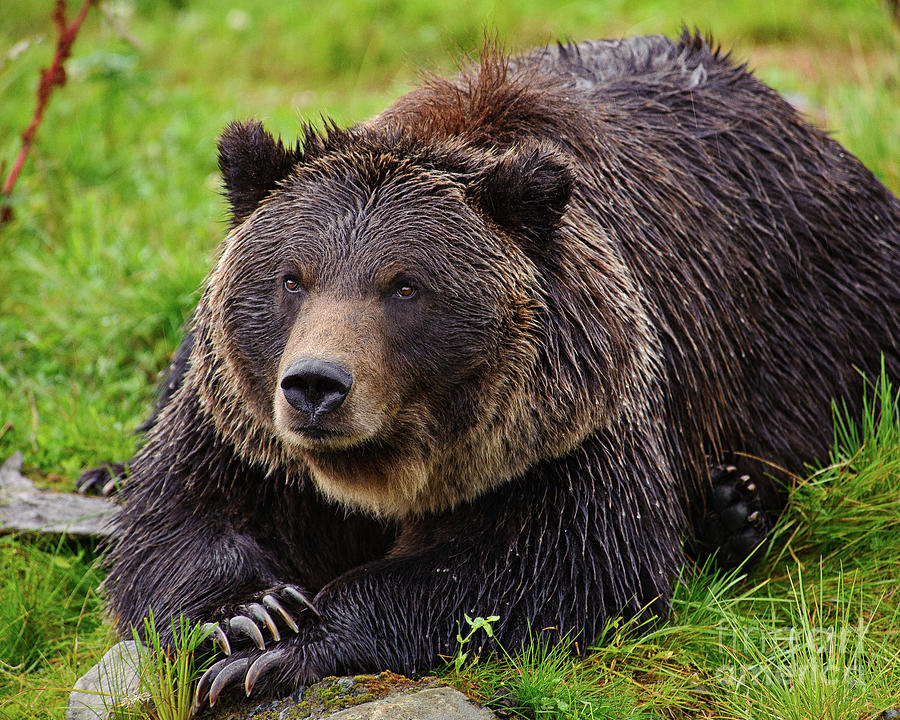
[205,584,320,655]
[695,464,771,569]
[75,462,127,496]
[193,630,335,713]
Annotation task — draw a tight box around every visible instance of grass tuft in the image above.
[445,616,639,719]
[0,537,110,719]
[774,358,900,564]
[713,567,900,720]
[119,612,213,720]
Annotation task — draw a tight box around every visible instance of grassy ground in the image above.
[0,1,898,718]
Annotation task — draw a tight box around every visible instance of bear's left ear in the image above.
[217,120,301,227]
[470,141,575,256]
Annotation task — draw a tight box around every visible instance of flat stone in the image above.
[0,452,117,538]
[324,686,496,719]
[66,641,146,720]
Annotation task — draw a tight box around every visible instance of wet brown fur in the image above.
[104,32,900,694]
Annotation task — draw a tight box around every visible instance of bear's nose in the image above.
[280,358,353,416]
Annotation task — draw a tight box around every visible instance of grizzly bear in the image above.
[90,32,899,708]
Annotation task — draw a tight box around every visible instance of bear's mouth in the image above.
[295,426,340,440]
[273,384,388,453]
[280,421,365,451]
[304,435,419,484]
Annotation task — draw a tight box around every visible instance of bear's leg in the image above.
[76,328,195,495]
[104,388,397,659]
[190,427,686,707]
[692,463,773,569]
[109,476,394,658]
[204,501,395,655]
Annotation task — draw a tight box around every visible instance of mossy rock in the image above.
[205,671,447,719]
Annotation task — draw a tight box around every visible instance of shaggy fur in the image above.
[102,32,899,701]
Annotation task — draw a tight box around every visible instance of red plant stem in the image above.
[1,0,95,201]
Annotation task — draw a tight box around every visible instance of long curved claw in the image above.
[74,472,102,494]
[245,648,289,697]
[284,585,322,620]
[202,622,231,656]
[193,657,230,714]
[208,658,249,707]
[246,602,280,641]
[101,477,120,495]
[263,594,299,633]
[229,614,265,650]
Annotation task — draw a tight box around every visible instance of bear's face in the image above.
[204,121,592,516]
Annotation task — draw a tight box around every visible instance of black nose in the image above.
[280,358,353,416]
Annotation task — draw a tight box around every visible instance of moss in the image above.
[313,677,368,711]
[206,671,449,718]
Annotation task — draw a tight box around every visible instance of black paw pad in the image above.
[695,464,771,570]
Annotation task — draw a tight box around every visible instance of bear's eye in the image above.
[283,276,302,293]
[393,284,418,300]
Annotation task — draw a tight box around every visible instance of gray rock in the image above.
[66,641,146,720]
[0,452,117,538]
[324,687,496,720]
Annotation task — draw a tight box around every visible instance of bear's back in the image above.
[512,34,713,91]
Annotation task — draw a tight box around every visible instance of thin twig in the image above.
[1,0,97,223]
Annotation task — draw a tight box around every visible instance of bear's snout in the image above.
[280,358,353,418]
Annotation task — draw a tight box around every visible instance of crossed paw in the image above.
[195,583,320,711]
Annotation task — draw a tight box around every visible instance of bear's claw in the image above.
[202,622,231,655]
[228,614,265,650]
[75,462,127,496]
[263,593,299,632]
[246,602,280,641]
[284,584,322,619]
[212,584,318,654]
[193,657,229,712]
[245,648,289,696]
[208,657,248,707]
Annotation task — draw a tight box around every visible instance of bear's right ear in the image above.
[217,120,300,227]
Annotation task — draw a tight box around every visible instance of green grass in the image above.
[0,537,103,674]
[0,1,898,717]
[0,536,113,719]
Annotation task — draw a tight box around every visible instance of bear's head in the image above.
[197,119,651,517]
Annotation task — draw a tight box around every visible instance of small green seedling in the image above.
[451,613,501,673]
